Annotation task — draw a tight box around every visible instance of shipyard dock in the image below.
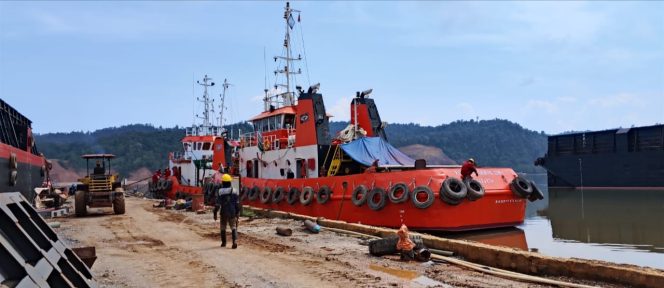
[47,197,661,288]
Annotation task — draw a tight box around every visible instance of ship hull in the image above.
[0,143,44,202]
[539,124,664,189]
[241,167,526,231]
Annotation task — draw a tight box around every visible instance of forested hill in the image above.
[36,119,546,179]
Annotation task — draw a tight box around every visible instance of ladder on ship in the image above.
[327,145,343,177]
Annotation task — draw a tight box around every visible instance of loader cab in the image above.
[84,154,114,177]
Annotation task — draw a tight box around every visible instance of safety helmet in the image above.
[222,174,232,182]
[468,158,475,163]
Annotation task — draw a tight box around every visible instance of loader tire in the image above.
[113,194,126,214]
[75,190,87,217]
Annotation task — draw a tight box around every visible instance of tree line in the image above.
[35,119,546,178]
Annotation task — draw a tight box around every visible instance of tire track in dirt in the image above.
[150,206,398,287]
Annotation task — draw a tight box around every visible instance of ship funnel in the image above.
[350,93,387,140]
[308,83,320,94]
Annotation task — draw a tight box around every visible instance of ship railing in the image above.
[186,125,226,137]
[239,132,257,147]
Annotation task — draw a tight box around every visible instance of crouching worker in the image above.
[216,174,240,248]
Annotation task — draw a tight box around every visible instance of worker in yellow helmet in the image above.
[215,173,240,248]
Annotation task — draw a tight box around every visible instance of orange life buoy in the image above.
[264,139,271,151]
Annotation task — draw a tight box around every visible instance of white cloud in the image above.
[527,100,558,114]
[327,96,351,120]
[455,102,476,116]
[588,93,644,108]
[556,96,577,103]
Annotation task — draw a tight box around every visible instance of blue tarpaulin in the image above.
[340,137,415,166]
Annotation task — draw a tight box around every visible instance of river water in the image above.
[446,174,664,270]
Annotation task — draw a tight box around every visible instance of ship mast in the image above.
[219,78,231,128]
[196,74,215,127]
[268,2,302,111]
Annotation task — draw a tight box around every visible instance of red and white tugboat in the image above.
[236,3,543,231]
[152,75,235,201]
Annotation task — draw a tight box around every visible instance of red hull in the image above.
[241,168,526,231]
[1,143,46,202]
[163,176,203,200]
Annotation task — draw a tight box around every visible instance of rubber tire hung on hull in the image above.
[441,177,467,201]
[411,186,434,209]
[248,186,260,201]
[388,183,409,204]
[260,187,273,203]
[287,187,300,205]
[240,186,249,201]
[528,180,544,202]
[316,185,332,204]
[510,176,533,198]
[272,187,285,203]
[300,186,314,205]
[465,179,485,201]
[351,185,368,206]
[367,187,387,211]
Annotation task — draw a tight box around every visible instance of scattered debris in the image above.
[72,246,98,268]
[429,248,454,257]
[276,227,293,236]
[303,219,320,233]
[48,221,61,228]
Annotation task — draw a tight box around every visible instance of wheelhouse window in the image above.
[284,114,295,129]
[202,142,211,150]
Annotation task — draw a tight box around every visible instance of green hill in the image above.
[36,119,546,179]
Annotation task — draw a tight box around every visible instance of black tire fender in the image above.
[388,182,409,204]
[272,187,285,203]
[528,180,544,202]
[351,185,368,206]
[316,185,332,204]
[240,186,249,201]
[287,187,300,205]
[367,187,387,211]
[300,186,314,205]
[510,176,533,198]
[466,179,485,201]
[248,186,260,201]
[441,177,467,200]
[260,186,272,203]
[9,170,17,186]
[9,153,18,169]
[440,189,462,206]
[411,186,434,209]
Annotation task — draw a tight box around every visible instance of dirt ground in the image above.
[51,197,625,288]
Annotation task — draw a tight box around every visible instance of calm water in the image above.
[448,174,664,270]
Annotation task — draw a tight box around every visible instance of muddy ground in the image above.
[52,197,626,288]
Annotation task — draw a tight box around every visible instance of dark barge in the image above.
[535,124,664,189]
[1,98,47,202]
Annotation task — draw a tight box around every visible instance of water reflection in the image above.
[542,188,664,254]
[445,173,664,269]
[437,227,529,251]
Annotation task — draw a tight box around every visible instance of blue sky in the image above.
[1,1,663,134]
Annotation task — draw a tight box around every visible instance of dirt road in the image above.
[53,197,619,288]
